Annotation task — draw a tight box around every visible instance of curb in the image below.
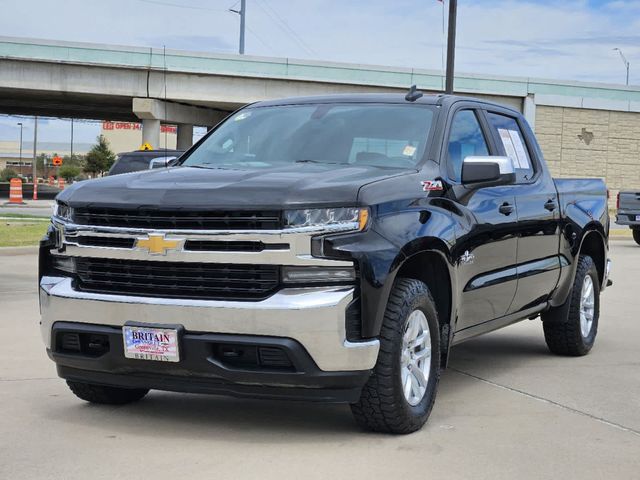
[0,246,39,256]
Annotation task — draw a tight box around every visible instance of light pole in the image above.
[229,0,246,54]
[32,116,38,197]
[613,48,630,86]
[17,122,23,174]
[445,0,458,94]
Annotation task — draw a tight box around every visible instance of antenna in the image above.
[405,85,423,102]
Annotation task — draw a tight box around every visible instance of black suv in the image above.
[108,149,184,175]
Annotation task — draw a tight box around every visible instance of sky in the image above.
[1,0,639,146]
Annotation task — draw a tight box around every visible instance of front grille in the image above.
[211,343,294,371]
[183,240,288,252]
[74,236,136,249]
[72,207,282,230]
[74,258,281,301]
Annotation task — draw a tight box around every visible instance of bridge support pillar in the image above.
[177,124,194,150]
[141,119,160,149]
[133,98,227,148]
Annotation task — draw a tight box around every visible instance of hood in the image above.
[58,164,412,209]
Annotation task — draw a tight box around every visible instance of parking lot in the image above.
[1,241,639,480]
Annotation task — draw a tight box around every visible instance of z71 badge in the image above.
[421,180,443,191]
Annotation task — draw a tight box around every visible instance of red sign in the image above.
[102,121,176,134]
[52,156,63,166]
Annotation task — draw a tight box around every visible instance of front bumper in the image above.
[40,276,379,401]
[50,323,371,402]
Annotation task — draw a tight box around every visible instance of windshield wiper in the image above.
[186,164,228,170]
[295,159,346,165]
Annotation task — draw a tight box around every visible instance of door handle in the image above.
[499,202,514,216]
[544,199,558,211]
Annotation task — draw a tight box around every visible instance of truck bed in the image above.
[554,178,608,218]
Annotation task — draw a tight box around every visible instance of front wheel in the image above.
[542,255,600,356]
[633,228,640,246]
[351,278,441,434]
[66,381,149,405]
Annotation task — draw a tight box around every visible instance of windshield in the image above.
[181,103,435,170]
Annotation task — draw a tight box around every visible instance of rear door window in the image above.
[486,112,535,183]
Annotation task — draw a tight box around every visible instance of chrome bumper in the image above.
[39,276,379,372]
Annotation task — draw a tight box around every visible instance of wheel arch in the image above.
[578,228,606,288]
[393,246,455,368]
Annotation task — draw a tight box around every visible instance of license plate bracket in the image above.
[123,322,183,363]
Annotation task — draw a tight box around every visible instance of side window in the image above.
[447,110,489,182]
[486,112,535,182]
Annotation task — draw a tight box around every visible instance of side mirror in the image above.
[149,157,177,169]
[461,156,515,186]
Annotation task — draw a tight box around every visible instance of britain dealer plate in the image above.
[123,326,179,362]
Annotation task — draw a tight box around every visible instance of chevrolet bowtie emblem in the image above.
[135,234,182,255]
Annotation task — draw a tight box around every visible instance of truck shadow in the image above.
[449,331,550,369]
[51,330,550,439]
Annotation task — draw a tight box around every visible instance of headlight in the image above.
[284,207,369,232]
[53,202,73,222]
[282,266,355,284]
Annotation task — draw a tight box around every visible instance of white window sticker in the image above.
[498,128,530,169]
[508,129,531,169]
[402,145,417,157]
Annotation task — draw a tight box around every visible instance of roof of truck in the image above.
[250,93,521,115]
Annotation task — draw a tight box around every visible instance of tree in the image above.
[84,135,116,176]
[58,165,81,182]
[62,153,86,169]
[0,168,18,182]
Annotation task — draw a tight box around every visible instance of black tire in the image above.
[542,255,599,356]
[351,278,441,434]
[633,228,640,246]
[66,381,149,405]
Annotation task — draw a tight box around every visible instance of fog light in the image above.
[282,266,355,284]
[51,255,75,274]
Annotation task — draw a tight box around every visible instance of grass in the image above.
[0,213,50,220]
[0,220,49,247]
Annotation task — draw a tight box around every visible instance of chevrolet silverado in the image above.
[39,92,611,433]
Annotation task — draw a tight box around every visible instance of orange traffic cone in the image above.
[9,178,24,204]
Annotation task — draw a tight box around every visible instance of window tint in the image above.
[486,112,535,182]
[108,154,151,175]
[447,110,489,182]
[181,104,435,170]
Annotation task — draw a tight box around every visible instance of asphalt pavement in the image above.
[1,199,54,217]
[1,241,639,480]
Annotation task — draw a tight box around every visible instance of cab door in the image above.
[442,107,519,332]
[483,109,562,313]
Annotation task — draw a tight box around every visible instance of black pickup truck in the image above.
[39,92,611,434]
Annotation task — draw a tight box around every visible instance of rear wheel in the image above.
[66,381,149,405]
[351,278,440,434]
[633,228,640,246]
[542,255,599,356]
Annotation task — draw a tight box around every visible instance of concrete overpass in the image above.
[1,36,640,149]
